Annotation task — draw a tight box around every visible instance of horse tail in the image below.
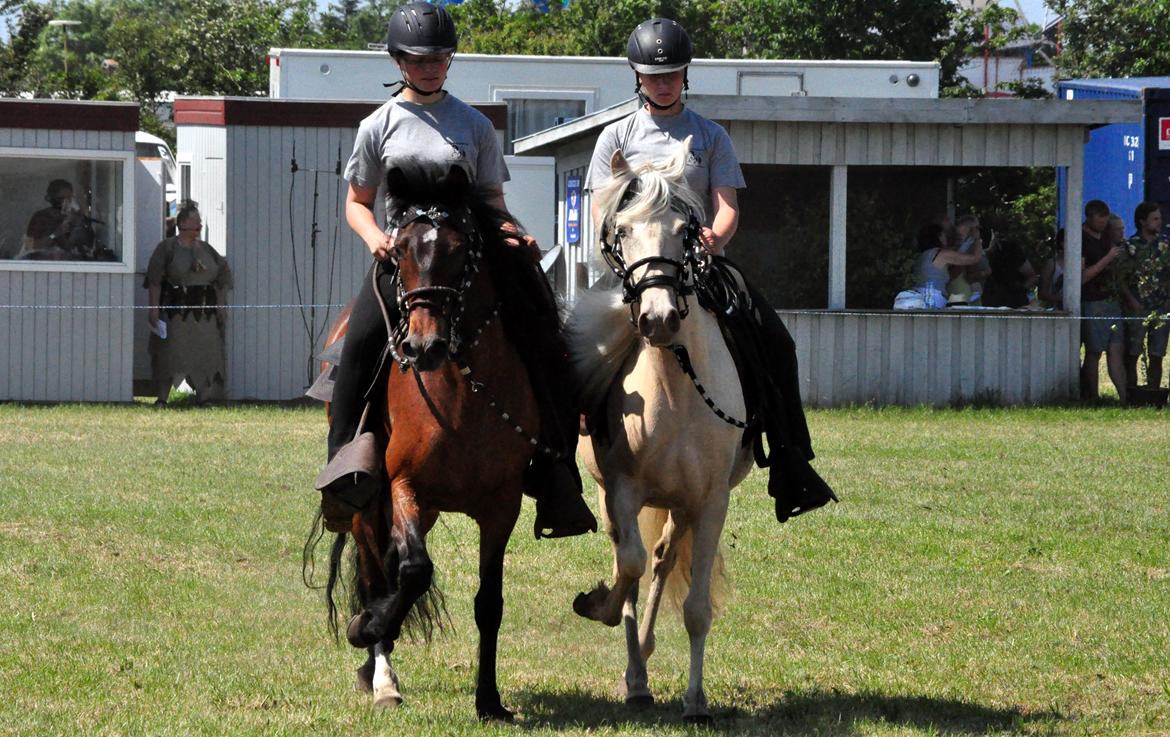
[301,509,352,641]
[638,508,729,618]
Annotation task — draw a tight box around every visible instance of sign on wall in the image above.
[566,175,581,245]
[1160,117,1170,151]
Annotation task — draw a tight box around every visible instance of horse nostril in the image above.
[665,311,680,335]
[401,340,418,359]
[638,314,653,339]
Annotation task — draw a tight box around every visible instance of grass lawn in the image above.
[0,402,1167,736]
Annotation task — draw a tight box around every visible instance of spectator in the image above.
[913,221,984,308]
[1038,228,1065,309]
[1079,200,1126,402]
[953,214,992,301]
[145,202,233,405]
[982,238,1037,308]
[1121,201,1170,389]
[20,179,94,259]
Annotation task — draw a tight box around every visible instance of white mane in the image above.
[568,138,705,411]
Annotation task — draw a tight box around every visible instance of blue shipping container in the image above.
[1057,77,1170,233]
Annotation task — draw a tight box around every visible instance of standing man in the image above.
[1079,199,1126,401]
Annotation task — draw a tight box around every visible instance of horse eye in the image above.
[615,225,628,238]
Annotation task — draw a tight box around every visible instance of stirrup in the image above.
[315,431,383,533]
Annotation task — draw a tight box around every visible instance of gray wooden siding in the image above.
[0,272,134,401]
[779,310,1079,407]
[222,125,368,400]
[0,127,135,401]
[723,122,1082,168]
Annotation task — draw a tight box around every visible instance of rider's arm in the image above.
[708,186,739,253]
[346,183,391,261]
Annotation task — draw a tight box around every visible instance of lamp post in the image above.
[48,19,82,80]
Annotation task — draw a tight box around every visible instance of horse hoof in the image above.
[625,692,654,709]
[572,592,592,618]
[476,704,514,723]
[346,613,378,649]
[683,713,714,728]
[373,688,403,710]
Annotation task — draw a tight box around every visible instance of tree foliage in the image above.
[1048,0,1170,79]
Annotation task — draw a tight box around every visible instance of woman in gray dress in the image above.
[146,202,232,405]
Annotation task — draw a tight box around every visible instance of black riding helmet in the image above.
[626,18,692,74]
[385,1,458,57]
[627,18,692,110]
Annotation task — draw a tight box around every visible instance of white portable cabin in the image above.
[515,94,1142,406]
[173,96,546,401]
[0,99,138,402]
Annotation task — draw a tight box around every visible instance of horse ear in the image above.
[444,165,471,193]
[610,148,630,177]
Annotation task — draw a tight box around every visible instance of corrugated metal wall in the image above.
[0,127,135,402]
[723,121,1083,168]
[781,310,1080,406]
[222,125,367,400]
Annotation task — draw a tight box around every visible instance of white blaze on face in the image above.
[421,227,440,245]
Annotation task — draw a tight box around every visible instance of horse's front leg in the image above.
[680,494,729,726]
[473,493,521,723]
[347,484,435,651]
[574,474,645,627]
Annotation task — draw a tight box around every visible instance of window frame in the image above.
[0,146,136,274]
[489,86,597,142]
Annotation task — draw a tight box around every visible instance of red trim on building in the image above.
[0,100,138,131]
[174,97,507,130]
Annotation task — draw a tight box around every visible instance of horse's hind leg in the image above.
[680,496,729,726]
[473,495,521,723]
[622,582,652,706]
[640,511,688,662]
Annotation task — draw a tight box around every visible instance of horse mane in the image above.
[383,159,513,254]
[590,136,707,262]
[568,138,706,411]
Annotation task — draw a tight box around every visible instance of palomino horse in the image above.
[568,139,754,725]
[316,165,540,721]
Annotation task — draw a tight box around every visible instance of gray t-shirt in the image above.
[344,93,509,215]
[584,107,745,224]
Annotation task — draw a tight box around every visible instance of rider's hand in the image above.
[367,231,394,262]
[699,227,722,256]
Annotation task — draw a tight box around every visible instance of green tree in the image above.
[1048,0,1170,79]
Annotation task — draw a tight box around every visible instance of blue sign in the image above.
[566,176,581,245]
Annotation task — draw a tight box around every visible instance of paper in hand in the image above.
[151,320,168,340]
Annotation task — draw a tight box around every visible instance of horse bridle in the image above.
[599,181,707,324]
[385,203,482,358]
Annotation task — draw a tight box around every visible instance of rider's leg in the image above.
[492,240,597,539]
[326,263,395,463]
[744,283,838,521]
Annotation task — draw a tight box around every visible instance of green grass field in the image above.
[1,402,1167,736]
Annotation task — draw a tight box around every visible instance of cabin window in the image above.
[0,151,130,266]
[493,88,595,153]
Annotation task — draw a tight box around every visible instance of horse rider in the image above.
[318,1,597,539]
[585,17,837,522]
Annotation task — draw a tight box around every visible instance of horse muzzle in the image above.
[399,330,450,372]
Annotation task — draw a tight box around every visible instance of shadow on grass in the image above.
[516,687,1058,735]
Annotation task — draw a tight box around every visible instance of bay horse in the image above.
[314,164,540,721]
[567,139,753,725]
